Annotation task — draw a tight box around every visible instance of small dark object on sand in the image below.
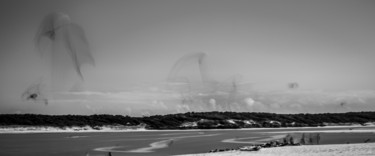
[364,139,370,143]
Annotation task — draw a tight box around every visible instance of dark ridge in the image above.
[0,111,374,130]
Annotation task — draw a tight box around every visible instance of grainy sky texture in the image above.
[1,0,375,115]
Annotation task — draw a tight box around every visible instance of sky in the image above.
[0,0,375,115]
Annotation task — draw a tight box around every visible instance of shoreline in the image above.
[1,124,374,134]
[1,125,374,156]
[176,142,375,156]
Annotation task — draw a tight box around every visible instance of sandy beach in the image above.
[175,126,375,156]
[177,143,375,156]
[0,125,147,133]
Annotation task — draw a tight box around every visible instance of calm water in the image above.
[0,127,374,156]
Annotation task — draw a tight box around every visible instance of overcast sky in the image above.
[1,0,375,115]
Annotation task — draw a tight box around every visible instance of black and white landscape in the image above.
[0,0,375,155]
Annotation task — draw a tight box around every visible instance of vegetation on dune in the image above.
[0,111,375,130]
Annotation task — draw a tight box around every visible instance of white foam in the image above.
[127,139,173,153]
[93,146,128,153]
[222,135,286,144]
[66,135,89,138]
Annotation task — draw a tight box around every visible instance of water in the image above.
[0,127,374,156]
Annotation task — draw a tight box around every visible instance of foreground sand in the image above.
[177,143,375,156]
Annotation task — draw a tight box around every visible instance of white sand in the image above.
[268,129,375,134]
[177,143,375,156]
[0,125,147,133]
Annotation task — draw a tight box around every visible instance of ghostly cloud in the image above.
[244,97,255,106]
[209,98,216,110]
[35,12,95,79]
[167,52,210,83]
[22,12,95,105]
[152,100,168,110]
[176,104,191,113]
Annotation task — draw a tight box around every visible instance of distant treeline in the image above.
[0,111,375,130]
